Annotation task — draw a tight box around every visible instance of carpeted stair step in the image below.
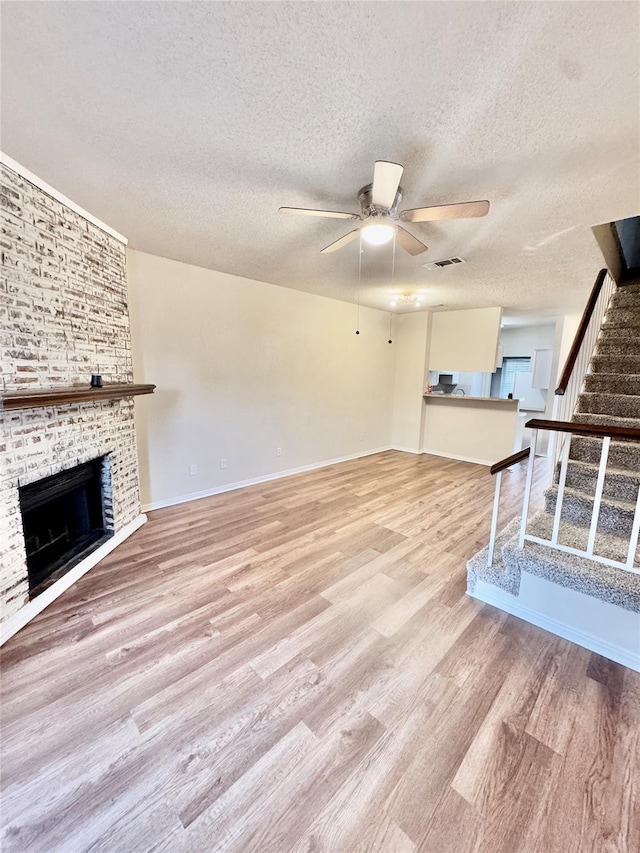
[502,511,640,612]
[576,391,640,419]
[601,308,640,329]
[466,513,640,612]
[616,278,640,292]
[569,435,640,472]
[590,354,640,374]
[599,323,640,342]
[610,289,640,309]
[525,510,640,568]
[466,517,521,596]
[584,373,640,396]
[544,485,638,535]
[596,338,640,356]
[571,411,640,431]
[558,458,640,503]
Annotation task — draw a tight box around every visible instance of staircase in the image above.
[544,277,640,545]
[467,274,640,668]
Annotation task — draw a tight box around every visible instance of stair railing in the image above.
[486,267,638,572]
[552,269,617,463]
[486,448,530,567]
[519,420,639,573]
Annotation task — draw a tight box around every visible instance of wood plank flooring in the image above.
[1,450,638,853]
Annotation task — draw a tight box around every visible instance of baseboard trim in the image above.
[420,448,492,466]
[468,583,640,673]
[142,447,395,512]
[0,514,147,646]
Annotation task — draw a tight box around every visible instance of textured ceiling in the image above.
[1,2,639,317]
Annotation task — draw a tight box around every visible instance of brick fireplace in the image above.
[1,159,144,625]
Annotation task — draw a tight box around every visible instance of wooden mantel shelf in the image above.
[1,383,156,410]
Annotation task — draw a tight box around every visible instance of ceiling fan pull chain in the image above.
[388,231,396,343]
[356,232,362,335]
[391,230,396,284]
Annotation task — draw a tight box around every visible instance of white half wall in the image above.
[127,250,395,508]
[422,397,520,465]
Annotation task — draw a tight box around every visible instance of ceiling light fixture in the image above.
[390,293,424,308]
[361,222,395,246]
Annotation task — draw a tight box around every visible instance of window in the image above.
[500,357,531,397]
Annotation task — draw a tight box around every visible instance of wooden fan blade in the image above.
[395,225,428,256]
[279,207,360,220]
[372,161,404,208]
[400,200,490,222]
[320,229,360,254]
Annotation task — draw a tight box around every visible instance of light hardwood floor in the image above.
[1,451,638,853]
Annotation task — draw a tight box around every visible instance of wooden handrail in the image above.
[490,447,530,475]
[526,418,640,441]
[555,269,608,396]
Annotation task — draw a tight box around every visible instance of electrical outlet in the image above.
[359,433,365,441]
[220,459,227,469]
[276,447,282,457]
[189,464,198,476]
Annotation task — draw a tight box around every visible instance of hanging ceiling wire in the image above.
[355,231,362,335]
[388,232,397,343]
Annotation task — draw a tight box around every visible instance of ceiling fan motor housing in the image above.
[358,183,403,220]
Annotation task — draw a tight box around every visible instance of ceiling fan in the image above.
[279,161,489,256]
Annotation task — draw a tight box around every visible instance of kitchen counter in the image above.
[424,394,519,405]
[422,394,521,464]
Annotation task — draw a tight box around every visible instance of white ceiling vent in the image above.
[423,257,466,271]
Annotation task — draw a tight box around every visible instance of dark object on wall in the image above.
[91,374,103,387]
[614,216,640,272]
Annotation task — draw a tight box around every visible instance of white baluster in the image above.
[519,430,537,549]
[586,436,610,557]
[552,434,572,544]
[487,471,502,568]
[626,483,640,570]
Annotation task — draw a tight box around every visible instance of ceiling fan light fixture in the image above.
[280,160,489,256]
[390,292,424,309]
[361,222,395,246]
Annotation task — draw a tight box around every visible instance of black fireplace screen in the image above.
[18,458,112,596]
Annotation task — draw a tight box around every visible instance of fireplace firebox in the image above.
[18,458,113,598]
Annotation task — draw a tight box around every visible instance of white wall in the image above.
[499,324,556,359]
[391,313,431,453]
[429,307,502,372]
[555,313,581,384]
[499,322,561,454]
[128,250,395,508]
